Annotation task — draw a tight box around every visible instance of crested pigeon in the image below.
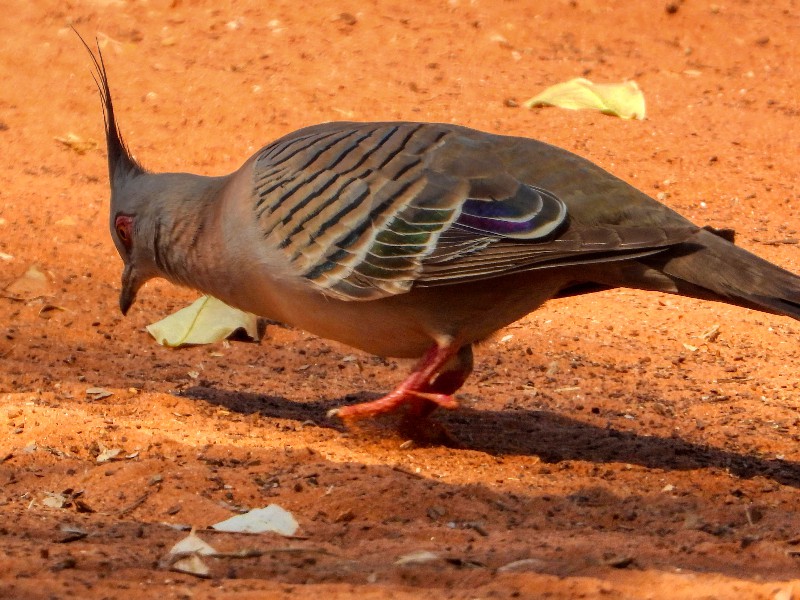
[83,39,800,422]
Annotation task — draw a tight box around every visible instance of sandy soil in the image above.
[2,0,800,598]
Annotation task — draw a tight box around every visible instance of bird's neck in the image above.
[147,172,231,291]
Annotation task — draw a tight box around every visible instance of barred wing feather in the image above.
[252,122,690,300]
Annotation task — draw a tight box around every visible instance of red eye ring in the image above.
[114,214,133,249]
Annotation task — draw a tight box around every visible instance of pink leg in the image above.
[329,343,473,421]
[404,345,474,420]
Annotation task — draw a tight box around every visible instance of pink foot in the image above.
[328,344,471,421]
[328,388,459,420]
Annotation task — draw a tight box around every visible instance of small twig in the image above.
[463,521,489,537]
[118,490,152,517]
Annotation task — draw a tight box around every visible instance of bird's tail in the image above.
[642,227,800,320]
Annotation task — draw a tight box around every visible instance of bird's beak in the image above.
[119,264,143,316]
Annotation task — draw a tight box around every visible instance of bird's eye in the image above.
[114,215,134,249]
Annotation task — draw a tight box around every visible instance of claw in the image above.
[406,390,459,408]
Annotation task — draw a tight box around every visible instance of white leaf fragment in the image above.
[211,504,298,536]
[146,295,260,347]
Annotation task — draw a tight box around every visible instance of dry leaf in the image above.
[3,264,51,300]
[395,550,441,565]
[169,530,217,556]
[162,530,217,578]
[211,504,299,536]
[146,295,260,347]
[96,448,122,463]
[55,133,98,155]
[699,323,721,342]
[498,558,549,572]
[57,525,89,543]
[523,78,646,119]
[172,554,211,578]
[86,387,113,400]
[38,304,66,319]
[42,492,68,509]
[54,216,78,226]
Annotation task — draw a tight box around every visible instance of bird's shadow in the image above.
[180,385,800,488]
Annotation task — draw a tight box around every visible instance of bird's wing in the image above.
[252,122,694,301]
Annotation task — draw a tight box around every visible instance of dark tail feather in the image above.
[644,228,800,320]
[74,28,144,182]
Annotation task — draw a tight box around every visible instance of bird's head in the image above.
[110,176,168,316]
[79,32,164,315]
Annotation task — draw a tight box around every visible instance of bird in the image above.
[81,36,800,424]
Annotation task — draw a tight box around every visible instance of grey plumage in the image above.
[82,36,800,422]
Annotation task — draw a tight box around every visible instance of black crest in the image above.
[74,29,144,182]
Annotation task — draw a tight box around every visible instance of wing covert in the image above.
[251,121,687,300]
[253,122,569,300]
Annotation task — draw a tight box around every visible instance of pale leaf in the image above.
[211,504,298,536]
[86,387,113,400]
[96,447,122,463]
[161,531,217,578]
[146,295,259,347]
[168,530,217,556]
[171,554,211,578]
[55,133,98,155]
[523,78,646,119]
[55,216,78,226]
[394,550,441,565]
[42,492,68,509]
[3,264,51,300]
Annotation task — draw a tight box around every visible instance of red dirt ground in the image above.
[2,0,800,598]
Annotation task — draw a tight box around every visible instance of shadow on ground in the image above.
[181,385,800,488]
